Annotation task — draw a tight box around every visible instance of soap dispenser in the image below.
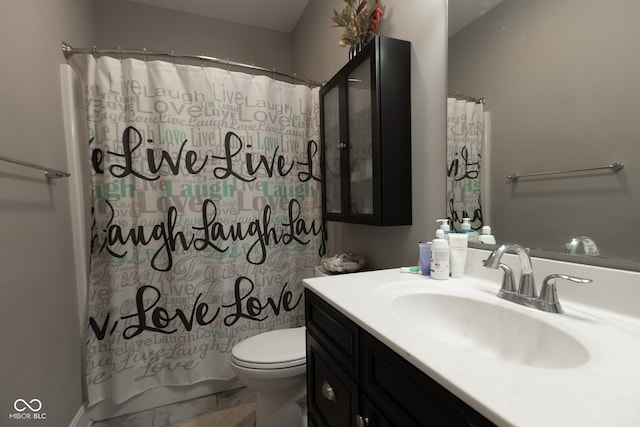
[436,219,451,240]
[430,229,450,280]
[478,226,496,244]
[459,217,478,243]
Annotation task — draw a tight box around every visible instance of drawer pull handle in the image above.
[356,415,370,427]
[321,381,336,402]
[337,142,348,150]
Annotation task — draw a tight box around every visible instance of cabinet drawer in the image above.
[305,289,359,379]
[307,332,358,427]
[362,332,496,426]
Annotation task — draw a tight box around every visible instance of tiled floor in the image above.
[92,387,256,427]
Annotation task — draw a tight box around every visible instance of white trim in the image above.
[481,110,491,225]
[69,404,92,427]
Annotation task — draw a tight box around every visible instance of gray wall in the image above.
[0,0,95,425]
[448,0,640,260]
[294,0,448,269]
[96,0,294,74]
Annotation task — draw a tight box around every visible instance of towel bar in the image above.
[0,154,71,179]
[508,161,623,182]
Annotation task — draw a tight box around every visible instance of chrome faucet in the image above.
[483,243,592,313]
[483,244,536,298]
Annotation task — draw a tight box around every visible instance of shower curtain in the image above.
[83,55,323,405]
[446,97,485,231]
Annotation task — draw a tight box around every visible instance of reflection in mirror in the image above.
[322,86,342,214]
[446,94,487,238]
[348,57,373,214]
[447,0,640,271]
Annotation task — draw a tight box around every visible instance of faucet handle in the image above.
[497,263,516,297]
[539,274,592,313]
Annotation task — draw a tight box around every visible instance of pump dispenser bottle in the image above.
[430,229,450,280]
[478,226,496,244]
[459,217,478,243]
[436,219,451,240]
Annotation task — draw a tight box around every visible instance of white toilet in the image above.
[230,326,307,427]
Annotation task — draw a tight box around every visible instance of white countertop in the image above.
[303,262,640,427]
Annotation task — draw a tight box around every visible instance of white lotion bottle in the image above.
[448,233,469,278]
[430,229,450,280]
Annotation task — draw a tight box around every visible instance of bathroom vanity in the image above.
[303,249,640,426]
[305,288,493,426]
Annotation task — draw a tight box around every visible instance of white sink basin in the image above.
[306,268,640,427]
[390,291,590,369]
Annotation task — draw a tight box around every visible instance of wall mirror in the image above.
[447,0,640,271]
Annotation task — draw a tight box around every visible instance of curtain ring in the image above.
[118,47,122,61]
[272,68,276,80]
[171,50,176,66]
[251,63,255,77]
[292,73,297,84]
[91,46,97,58]
[143,47,148,61]
[226,58,230,73]
[201,54,204,70]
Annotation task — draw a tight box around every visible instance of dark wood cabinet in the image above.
[320,36,412,226]
[305,289,496,427]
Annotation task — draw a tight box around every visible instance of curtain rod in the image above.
[448,91,486,104]
[61,42,322,88]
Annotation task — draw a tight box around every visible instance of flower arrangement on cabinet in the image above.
[331,0,384,47]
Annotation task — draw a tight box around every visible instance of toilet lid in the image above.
[231,327,306,369]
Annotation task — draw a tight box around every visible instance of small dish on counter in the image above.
[320,252,365,273]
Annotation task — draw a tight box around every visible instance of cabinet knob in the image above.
[356,415,370,427]
[337,142,348,150]
[321,381,336,402]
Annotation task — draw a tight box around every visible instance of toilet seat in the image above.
[231,326,306,370]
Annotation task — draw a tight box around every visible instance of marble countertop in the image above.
[303,266,640,426]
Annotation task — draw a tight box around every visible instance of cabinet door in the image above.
[307,332,359,427]
[346,56,374,215]
[321,83,343,215]
[360,395,394,427]
[362,332,496,427]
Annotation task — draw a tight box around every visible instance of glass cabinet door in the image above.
[347,57,373,215]
[322,85,342,214]
[319,36,411,226]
